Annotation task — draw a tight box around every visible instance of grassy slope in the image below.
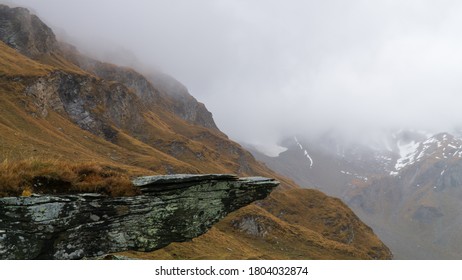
[0,42,200,175]
[122,189,391,260]
[0,41,52,76]
[0,42,391,259]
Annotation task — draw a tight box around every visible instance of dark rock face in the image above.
[0,174,278,259]
[64,52,220,131]
[147,72,219,130]
[25,71,145,141]
[0,4,58,58]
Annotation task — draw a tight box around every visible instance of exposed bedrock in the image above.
[0,174,278,259]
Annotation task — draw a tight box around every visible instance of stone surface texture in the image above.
[0,174,278,259]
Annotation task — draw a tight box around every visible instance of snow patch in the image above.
[394,140,420,172]
[341,170,368,181]
[390,133,462,175]
[252,143,288,157]
[294,136,313,168]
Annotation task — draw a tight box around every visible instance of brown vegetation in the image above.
[0,41,52,76]
[0,158,138,197]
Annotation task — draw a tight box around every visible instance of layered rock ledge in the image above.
[0,174,278,259]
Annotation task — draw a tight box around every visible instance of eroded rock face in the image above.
[63,51,220,131]
[0,4,58,58]
[0,3,218,133]
[0,174,278,260]
[24,71,144,141]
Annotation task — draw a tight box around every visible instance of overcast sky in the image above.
[5,0,462,148]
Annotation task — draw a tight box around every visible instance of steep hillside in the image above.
[60,42,219,131]
[130,188,391,260]
[252,129,462,259]
[0,4,391,259]
[348,132,462,259]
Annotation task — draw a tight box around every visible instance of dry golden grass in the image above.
[0,41,53,76]
[0,158,138,197]
[36,53,87,75]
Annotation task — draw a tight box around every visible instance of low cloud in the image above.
[6,0,462,145]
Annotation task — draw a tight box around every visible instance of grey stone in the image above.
[0,4,58,58]
[132,174,237,187]
[0,174,278,259]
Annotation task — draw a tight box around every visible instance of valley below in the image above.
[250,130,462,259]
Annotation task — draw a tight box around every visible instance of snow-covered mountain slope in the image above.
[347,132,462,259]
[248,130,462,259]
[250,132,399,197]
[391,133,462,175]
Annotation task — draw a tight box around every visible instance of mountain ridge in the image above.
[251,130,462,259]
[0,4,391,259]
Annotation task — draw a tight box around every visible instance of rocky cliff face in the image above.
[24,70,145,141]
[146,72,219,130]
[0,174,278,259]
[60,44,220,131]
[0,4,218,132]
[0,4,58,58]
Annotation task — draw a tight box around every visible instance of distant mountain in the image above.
[250,129,462,259]
[349,132,462,259]
[0,4,391,259]
[250,132,398,198]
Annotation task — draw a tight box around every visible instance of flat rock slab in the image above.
[0,174,278,259]
[133,174,239,186]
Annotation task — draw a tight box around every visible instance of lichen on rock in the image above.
[0,174,278,259]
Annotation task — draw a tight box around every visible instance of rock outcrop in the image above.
[60,44,220,131]
[25,70,144,141]
[0,4,218,133]
[146,71,220,130]
[0,174,278,260]
[0,4,58,58]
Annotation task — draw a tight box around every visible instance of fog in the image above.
[5,0,462,148]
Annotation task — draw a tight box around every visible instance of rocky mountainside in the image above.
[0,4,391,259]
[59,42,220,131]
[250,130,462,259]
[0,5,58,58]
[348,132,462,259]
[250,134,393,198]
